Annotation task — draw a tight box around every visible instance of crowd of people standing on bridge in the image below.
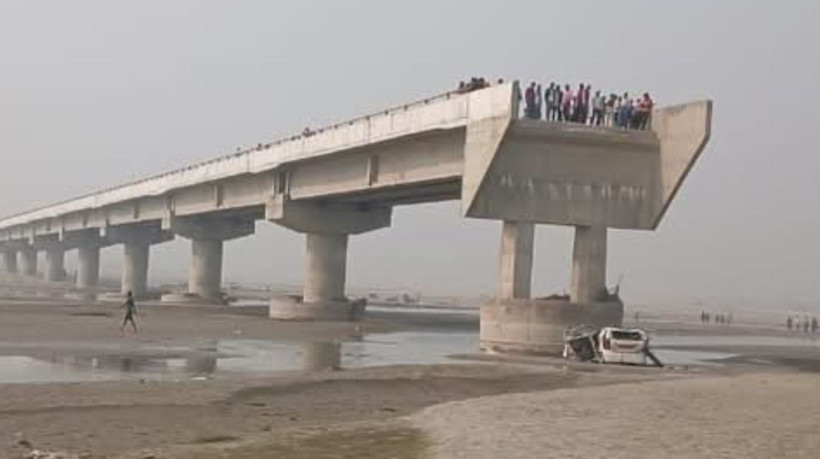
[522,82,654,130]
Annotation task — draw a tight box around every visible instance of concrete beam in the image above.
[570,225,608,303]
[103,223,174,245]
[497,221,534,300]
[266,196,391,235]
[163,215,254,242]
[62,229,107,249]
[652,100,713,228]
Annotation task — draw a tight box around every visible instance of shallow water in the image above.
[2,330,813,384]
[653,334,819,348]
[0,331,478,384]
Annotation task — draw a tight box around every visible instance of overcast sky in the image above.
[1,1,818,310]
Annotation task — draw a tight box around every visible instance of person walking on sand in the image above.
[121,291,138,334]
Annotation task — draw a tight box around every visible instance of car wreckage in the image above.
[563,325,663,367]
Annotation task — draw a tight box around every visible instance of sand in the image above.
[0,299,818,458]
[412,373,820,458]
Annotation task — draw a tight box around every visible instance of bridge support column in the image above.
[104,224,174,300]
[480,224,622,357]
[76,246,101,291]
[44,248,66,282]
[161,216,253,305]
[570,225,608,303]
[19,246,37,277]
[1,249,18,274]
[267,198,391,321]
[498,221,534,300]
[189,239,223,302]
[122,242,150,298]
[304,233,348,305]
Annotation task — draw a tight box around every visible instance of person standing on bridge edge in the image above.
[121,291,138,334]
[545,83,559,121]
[591,90,606,126]
[562,84,573,122]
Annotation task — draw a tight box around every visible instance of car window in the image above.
[612,331,644,341]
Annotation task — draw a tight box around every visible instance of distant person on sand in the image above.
[121,291,138,334]
[787,316,793,331]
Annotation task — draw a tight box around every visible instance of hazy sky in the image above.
[1,1,818,310]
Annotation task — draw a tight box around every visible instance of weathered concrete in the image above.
[465,119,662,228]
[269,200,390,320]
[122,242,149,298]
[44,248,66,282]
[570,225,608,303]
[267,198,391,235]
[269,296,366,321]
[1,250,18,274]
[18,246,37,277]
[301,341,342,371]
[189,239,224,302]
[480,298,624,356]
[269,233,359,320]
[304,233,348,304]
[76,246,100,291]
[497,221,534,300]
[651,100,713,227]
[105,223,174,298]
[161,216,253,304]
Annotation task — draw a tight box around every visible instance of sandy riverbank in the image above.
[0,300,818,458]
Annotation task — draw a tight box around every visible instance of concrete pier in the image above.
[300,341,342,372]
[498,221,534,300]
[19,247,37,277]
[122,242,149,298]
[268,199,391,320]
[1,250,18,274]
[161,216,253,304]
[76,246,100,291]
[104,224,173,299]
[570,225,608,303]
[481,223,622,356]
[304,233,348,304]
[44,248,66,282]
[189,239,224,302]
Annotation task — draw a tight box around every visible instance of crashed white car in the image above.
[597,327,649,365]
[564,326,661,367]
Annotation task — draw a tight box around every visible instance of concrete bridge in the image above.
[0,83,712,354]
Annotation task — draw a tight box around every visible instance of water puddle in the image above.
[0,331,478,384]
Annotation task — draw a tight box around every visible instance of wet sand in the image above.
[0,300,818,458]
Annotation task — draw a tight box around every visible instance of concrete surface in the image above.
[497,221,534,300]
[480,298,624,355]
